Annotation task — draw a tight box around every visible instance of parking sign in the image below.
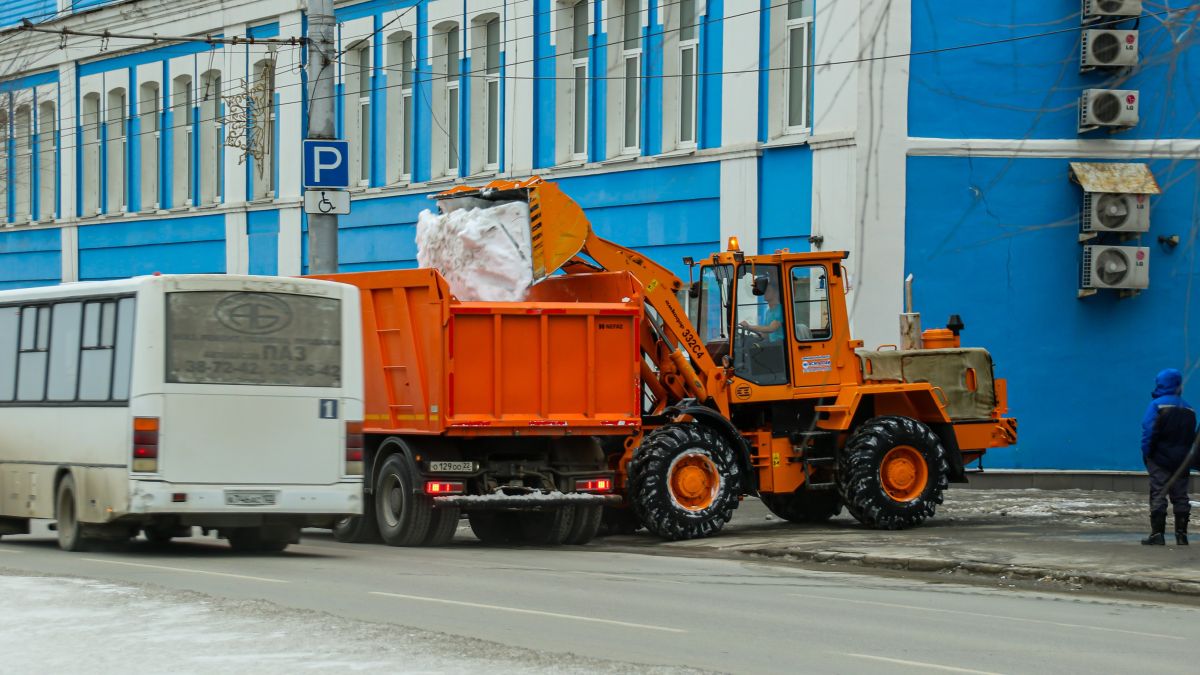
[303,139,350,189]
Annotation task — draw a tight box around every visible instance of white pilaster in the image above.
[60,225,78,282]
[278,205,303,275]
[225,211,249,274]
[720,0,760,147]
[719,156,758,255]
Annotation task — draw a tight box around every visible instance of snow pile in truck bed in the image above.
[416,201,533,302]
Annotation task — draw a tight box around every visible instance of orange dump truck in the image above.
[308,267,643,546]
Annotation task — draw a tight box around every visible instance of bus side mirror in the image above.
[752,275,768,296]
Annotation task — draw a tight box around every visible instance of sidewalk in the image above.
[601,489,1200,597]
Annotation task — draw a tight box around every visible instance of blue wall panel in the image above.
[0,1,56,28]
[905,155,1200,470]
[78,214,226,281]
[0,228,60,290]
[338,192,430,272]
[759,145,813,254]
[247,210,279,276]
[910,2,1200,140]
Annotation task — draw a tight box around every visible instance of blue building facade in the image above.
[0,0,1197,470]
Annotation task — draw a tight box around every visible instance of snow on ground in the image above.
[416,201,533,302]
[0,575,687,674]
[937,489,1200,525]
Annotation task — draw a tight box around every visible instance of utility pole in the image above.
[307,0,338,273]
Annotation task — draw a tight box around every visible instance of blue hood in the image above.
[1152,368,1183,398]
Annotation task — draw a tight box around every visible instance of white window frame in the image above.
[138,84,159,211]
[677,0,699,148]
[347,43,372,187]
[171,77,192,208]
[104,90,126,214]
[37,100,55,221]
[81,93,102,216]
[784,12,813,133]
[13,103,32,223]
[199,71,222,206]
[385,32,414,184]
[621,0,642,154]
[0,107,8,224]
[484,17,501,170]
[252,60,275,200]
[445,25,461,177]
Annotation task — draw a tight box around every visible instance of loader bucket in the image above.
[433,177,591,283]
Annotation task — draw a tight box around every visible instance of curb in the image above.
[734,546,1200,596]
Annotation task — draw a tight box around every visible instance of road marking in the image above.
[793,593,1185,640]
[83,558,289,584]
[370,591,686,633]
[843,653,1004,675]
[0,547,22,553]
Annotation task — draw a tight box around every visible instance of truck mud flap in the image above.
[433,492,621,510]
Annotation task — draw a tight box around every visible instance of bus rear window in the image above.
[166,291,342,387]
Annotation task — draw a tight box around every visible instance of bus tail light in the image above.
[575,477,613,493]
[132,417,159,473]
[424,481,465,495]
[345,421,364,475]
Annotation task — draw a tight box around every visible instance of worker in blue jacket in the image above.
[1140,368,1198,545]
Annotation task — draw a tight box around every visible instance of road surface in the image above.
[1,517,1195,674]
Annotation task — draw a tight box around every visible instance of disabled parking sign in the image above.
[303,139,350,189]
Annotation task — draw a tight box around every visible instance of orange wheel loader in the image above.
[414,177,1018,541]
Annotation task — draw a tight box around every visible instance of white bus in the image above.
[0,274,364,553]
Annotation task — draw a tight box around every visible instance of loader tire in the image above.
[563,505,604,545]
[628,423,742,541]
[333,495,382,544]
[517,507,575,545]
[424,507,461,546]
[374,453,434,546]
[760,490,843,523]
[468,512,522,544]
[838,416,949,530]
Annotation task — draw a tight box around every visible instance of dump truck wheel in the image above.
[760,490,842,523]
[596,506,641,536]
[332,496,382,544]
[563,505,604,545]
[468,512,522,544]
[374,453,434,546]
[424,507,461,546]
[628,423,741,541]
[518,507,575,545]
[838,416,949,530]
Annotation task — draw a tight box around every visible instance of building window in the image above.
[607,0,642,157]
[786,0,812,131]
[346,42,371,186]
[171,76,192,208]
[14,104,31,222]
[555,1,589,164]
[433,23,461,178]
[81,93,101,216]
[38,101,56,221]
[385,32,414,182]
[252,60,275,199]
[138,83,159,211]
[105,89,126,213]
[200,70,222,205]
[0,107,8,224]
[485,17,501,168]
[470,15,502,173]
[678,0,698,146]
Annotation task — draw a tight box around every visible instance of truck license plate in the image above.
[225,491,278,506]
[429,461,473,473]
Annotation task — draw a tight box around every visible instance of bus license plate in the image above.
[428,461,473,473]
[225,491,278,506]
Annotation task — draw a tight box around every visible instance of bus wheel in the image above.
[374,453,433,546]
[563,505,603,545]
[55,474,91,552]
[333,495,381,544]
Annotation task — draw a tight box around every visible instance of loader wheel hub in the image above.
[880,446,928,503]
[668,453,720,511]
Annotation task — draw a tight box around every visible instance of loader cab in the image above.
[689,249,853,399]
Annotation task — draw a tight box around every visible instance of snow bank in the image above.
[416,200,533,302]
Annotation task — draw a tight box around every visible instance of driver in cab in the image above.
[738,277,783,342]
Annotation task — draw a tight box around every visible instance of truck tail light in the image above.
[132,417,159,473]
[345,421,364,475]
[575,477,613,493]
[424,481,465,495]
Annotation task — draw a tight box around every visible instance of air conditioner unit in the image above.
[1081,245,1149,292]
[1082,0,1142,22]
[1082,192,1150,234]
[1079,89,1138,132]
[1081,29,1138,70]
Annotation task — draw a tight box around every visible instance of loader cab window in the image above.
[690,264,733,358]
[790,265,831,341]
[733,265,788,386]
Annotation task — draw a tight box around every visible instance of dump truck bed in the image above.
[313,269,643,436]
